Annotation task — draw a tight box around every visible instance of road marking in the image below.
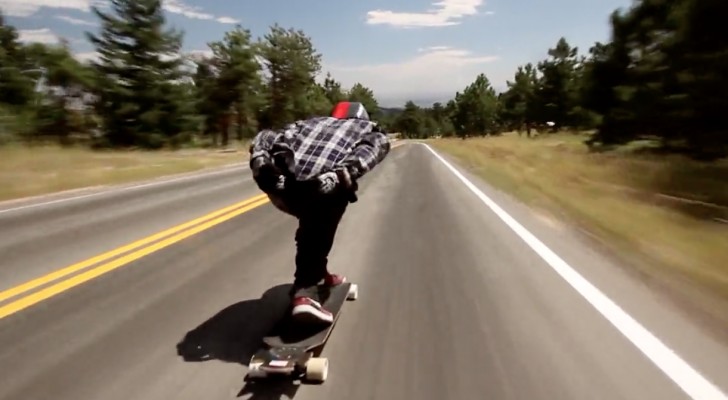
[0,196,270,320]
[423,143,727,400]
[0,193,268,305]
[0,164,248,215]
[0,141,404,215]
[0,143,407,216]
[0,142,406,318]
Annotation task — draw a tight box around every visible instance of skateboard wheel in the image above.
[247,361,266,379]
[347,284,358,300]
[305,357,328,382]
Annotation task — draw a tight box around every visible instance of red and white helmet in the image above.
[330,101,370,121]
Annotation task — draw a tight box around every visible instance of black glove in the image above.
[252,157,285,194]
[316,167,356,195]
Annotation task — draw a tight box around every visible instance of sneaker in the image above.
[291,296,334,325]
[289,283,318,299]
[323,273,347,287]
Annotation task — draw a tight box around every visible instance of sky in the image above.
[1,0,632,107]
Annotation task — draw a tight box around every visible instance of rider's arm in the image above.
[249,125,296,193]
[249,128,279,170]
[340,123,391,180]
[249,121,300,171]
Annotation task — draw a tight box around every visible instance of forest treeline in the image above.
[0,0,725,158]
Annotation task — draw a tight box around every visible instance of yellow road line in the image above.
[0,194,268,304]
[0,143,407,319]
[0,197,271,320]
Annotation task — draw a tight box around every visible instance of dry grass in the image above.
[0,142,249,202]
[431,133,728,327]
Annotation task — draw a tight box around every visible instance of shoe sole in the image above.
[292,305,333,325]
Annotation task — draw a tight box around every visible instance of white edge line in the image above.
[422,143,727,400]
[0,164,249,215]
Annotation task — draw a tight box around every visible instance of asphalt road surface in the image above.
[1,143,727,400]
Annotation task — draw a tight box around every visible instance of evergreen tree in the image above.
[0,11,34,107]
[257,24,322,128]
[86,0,187,148]
[348,82,379,119]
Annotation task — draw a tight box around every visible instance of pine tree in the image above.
[257,24,322,128]
[86,0,187,148]
[0,11,34,106]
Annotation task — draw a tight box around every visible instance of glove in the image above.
[317,171,339,194]
[316,167,354,194]
[251,157,285,194]
[273,174,286,191]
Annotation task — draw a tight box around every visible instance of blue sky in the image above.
[1,0,631,107]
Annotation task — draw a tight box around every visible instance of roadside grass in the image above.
[431,133,728,331]
[0,142,249,202]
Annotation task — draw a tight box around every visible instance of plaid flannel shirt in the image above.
[249,116,391,182]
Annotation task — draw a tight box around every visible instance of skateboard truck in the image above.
[247,347,329,382]
[246,283,358,383]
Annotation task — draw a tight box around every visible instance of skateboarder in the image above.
[249,101,391,324]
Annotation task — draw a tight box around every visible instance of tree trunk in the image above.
[236,103,244,141]
[219,113,230,147]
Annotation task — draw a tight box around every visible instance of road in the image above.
[1,143,727,400]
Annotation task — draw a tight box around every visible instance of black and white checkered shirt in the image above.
[250,116,391,181]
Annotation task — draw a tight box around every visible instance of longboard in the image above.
[246,282,358,383]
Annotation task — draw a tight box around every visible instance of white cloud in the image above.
[163,0,238,24]
[186,49,213,58]
[216,16,239,24]
[366,0,483,28]
[72,49,218,66]
[325,46,500,106]
[55,15,97,26]
[69,46,502,105]
[418,45,450,52]
[73,51,100,63]
[0,0,96,17]
[163,0,213,20]
[0,0,237,24]
[17,28,59,44]
[73,50,189,64]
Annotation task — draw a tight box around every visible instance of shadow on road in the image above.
[175,283,300,399]
[237,378,300,400]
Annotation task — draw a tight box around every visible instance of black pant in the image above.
[268,185,350,288]
[293,193,348,287]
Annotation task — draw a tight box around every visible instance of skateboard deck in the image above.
[246,282,357,383]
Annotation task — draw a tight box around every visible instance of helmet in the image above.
[331,101,370,121]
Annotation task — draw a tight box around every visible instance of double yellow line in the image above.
[0,142,407,321]
[0,194,270,320]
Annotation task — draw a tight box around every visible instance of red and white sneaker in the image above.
[323,273,347,287]
[291,297,334,325]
